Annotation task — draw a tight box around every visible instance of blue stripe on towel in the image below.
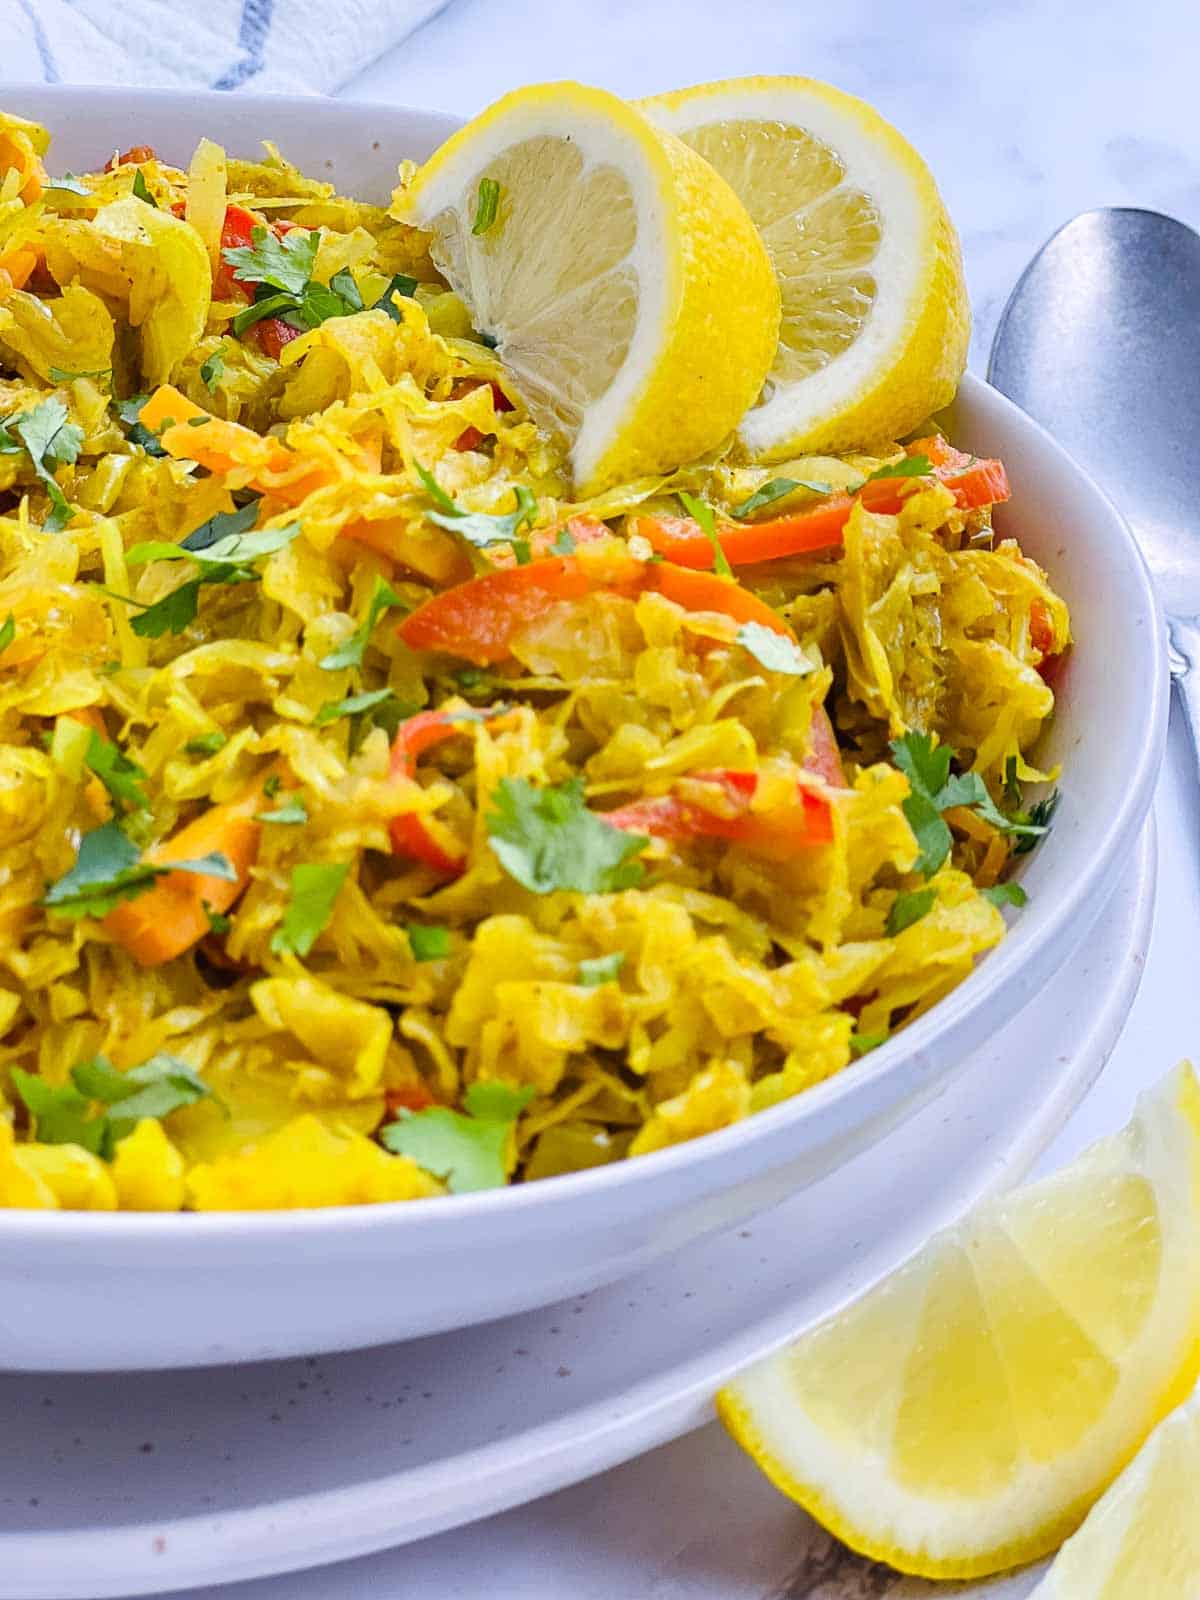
[18,0,62,82]
[212,0,276,90]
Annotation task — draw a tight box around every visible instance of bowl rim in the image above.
[0,91,1169,1242]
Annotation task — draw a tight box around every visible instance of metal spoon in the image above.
[989,207,1200,754]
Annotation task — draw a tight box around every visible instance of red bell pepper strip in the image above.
[257,317,303,361]
[397,548,793,666]
[452,379,516,452]
[388,711,476,875]
[632,444,1011,571]
[604,769,834,858]
[213,203,262,300]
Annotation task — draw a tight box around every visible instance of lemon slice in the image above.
[1031,1380,1200,1597]
[399,82,780,495]
[643,76,970,461]
[717,1063,1200,1580]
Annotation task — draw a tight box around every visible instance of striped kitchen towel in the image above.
[4,0,450,95]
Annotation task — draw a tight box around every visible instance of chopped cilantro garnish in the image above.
[849,1030,888,1058]
[313,687,400,726]
[263,774,282,799]
[487,776,647,896]
[380,1079,533,1193]
[12,1054,211,1160]
[736,621,812,677]
[131,169,157,207]
[864,454,933,482]
[49,365,112,385]
[255,796,308,825]
[890,730,1057,878]
[222,226,364,339]
[982,882,1028,910]
[578,951,625,987]
[119,512,298,638]
[471,177,501,236]
[319,577,406,670]
[0,396,83,531]
[407,923,451,962]
[115,394,166,457]
[551,527,577,555]
[199,349,226,392]
[886,885,937,937]
[270,861,349,957]
[678,490,731,579]
[185,732,227,756]
[417,463,537,554]
[84,732,149,814]
[374,273,418,321]
[0,614,13,655]
[1013,791,1060,854]
[42,820,235,921]
[203,901,232,934]
[732,477,832,518]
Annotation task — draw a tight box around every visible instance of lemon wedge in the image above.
[643,76,970,461]
[1031,1380,1200,1597]
[399,81,780,495]
[717,1063,1200,1580]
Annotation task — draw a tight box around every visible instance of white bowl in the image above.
[0,88,1168,1371]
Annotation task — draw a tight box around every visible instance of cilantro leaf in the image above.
[11,1068,108,1155]
[199,350,226,392]
[736,621,813,677]
[487,776,646,895]
[471,177,501,236]
[578,951,624,987]
[313,687,399,726]
[380,1079,533,1194]
[418,464,537,553]
[131,169,157,207]
[0,614,13,655]
[225,225,318,297]
[231,291,301,337]
[49,366,112,385]
[864,454,933,482]
[732,477,832,518]
[254,797,308,825]
[13,1054,211,1160]
[1013,791,1060,854]
[84,732,149,813]
[849,1030,888,1058]
[329,267,363,311]
[1,398,84,529]
[886,886,937,937]
[129,578,203,638]
[892,730,952,799]
[375,273,418,320]
[14,396,84,473]
[407,923,450,961]
[982,882,1028,910]
[115,394,166,457]
[185,732,227,756]
[678,490,731,578]
[175,500,261,555]
[270,861,349,957]
[318,577,406,670]
[42,820,234,920]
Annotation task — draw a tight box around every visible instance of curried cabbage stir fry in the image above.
[0,115,1069,1211]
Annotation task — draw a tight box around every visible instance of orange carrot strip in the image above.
[103,774,271,967]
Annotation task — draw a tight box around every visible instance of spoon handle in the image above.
[1168,614,1200,761]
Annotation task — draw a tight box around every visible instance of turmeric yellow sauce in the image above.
[0,114,1069,1211]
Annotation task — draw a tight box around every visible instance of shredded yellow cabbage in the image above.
[0,118,1071,1210]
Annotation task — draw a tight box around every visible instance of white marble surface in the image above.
[124,2,1200,1594]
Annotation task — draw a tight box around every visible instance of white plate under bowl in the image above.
[0,87,1168,1371]
[1,825,1155,1600]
